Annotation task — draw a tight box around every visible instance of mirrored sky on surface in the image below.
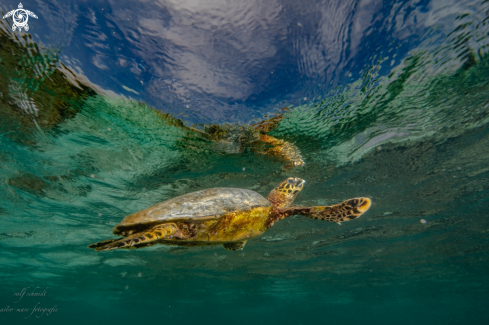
[0,0,462,122]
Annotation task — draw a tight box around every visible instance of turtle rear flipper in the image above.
[88,239,119,249]
[90,223,184,251]
[223,241,247,251]
[282,198,372,224]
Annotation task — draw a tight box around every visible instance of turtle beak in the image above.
[291,177,305,188]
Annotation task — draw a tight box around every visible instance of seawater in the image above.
[1,1,489,324]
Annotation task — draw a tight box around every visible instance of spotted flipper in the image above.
[223,241,247,251]
[308,198,371,224]
[89,223,182,251]
[282,198,372,224]
[267,177,305,208]
[87,239,119,249]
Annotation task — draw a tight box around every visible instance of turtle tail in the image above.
[88,223,180,251]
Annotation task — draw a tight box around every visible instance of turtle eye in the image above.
[287,178,295,184]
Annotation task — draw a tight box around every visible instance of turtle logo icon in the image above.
[3,3,38,32]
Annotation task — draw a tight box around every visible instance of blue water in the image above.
[1,0,489,324]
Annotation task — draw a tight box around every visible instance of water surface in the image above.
[1,0,489,324]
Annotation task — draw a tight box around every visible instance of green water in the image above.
[1,6,489,325]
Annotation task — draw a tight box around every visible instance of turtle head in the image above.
[267,177,305,208]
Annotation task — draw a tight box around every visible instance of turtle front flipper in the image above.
[282,198,372,224]
[267,177,305,208]
[251,109,304,167]
[223,241,247,251]
[89,223,185,251]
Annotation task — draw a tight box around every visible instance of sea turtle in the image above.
[181,108,304,168]
[88,177,371,251]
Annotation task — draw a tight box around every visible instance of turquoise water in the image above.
[1,0,489,324]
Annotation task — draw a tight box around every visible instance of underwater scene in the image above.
[1,0,489,323]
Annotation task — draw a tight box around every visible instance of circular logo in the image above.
[13,9,28,28]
